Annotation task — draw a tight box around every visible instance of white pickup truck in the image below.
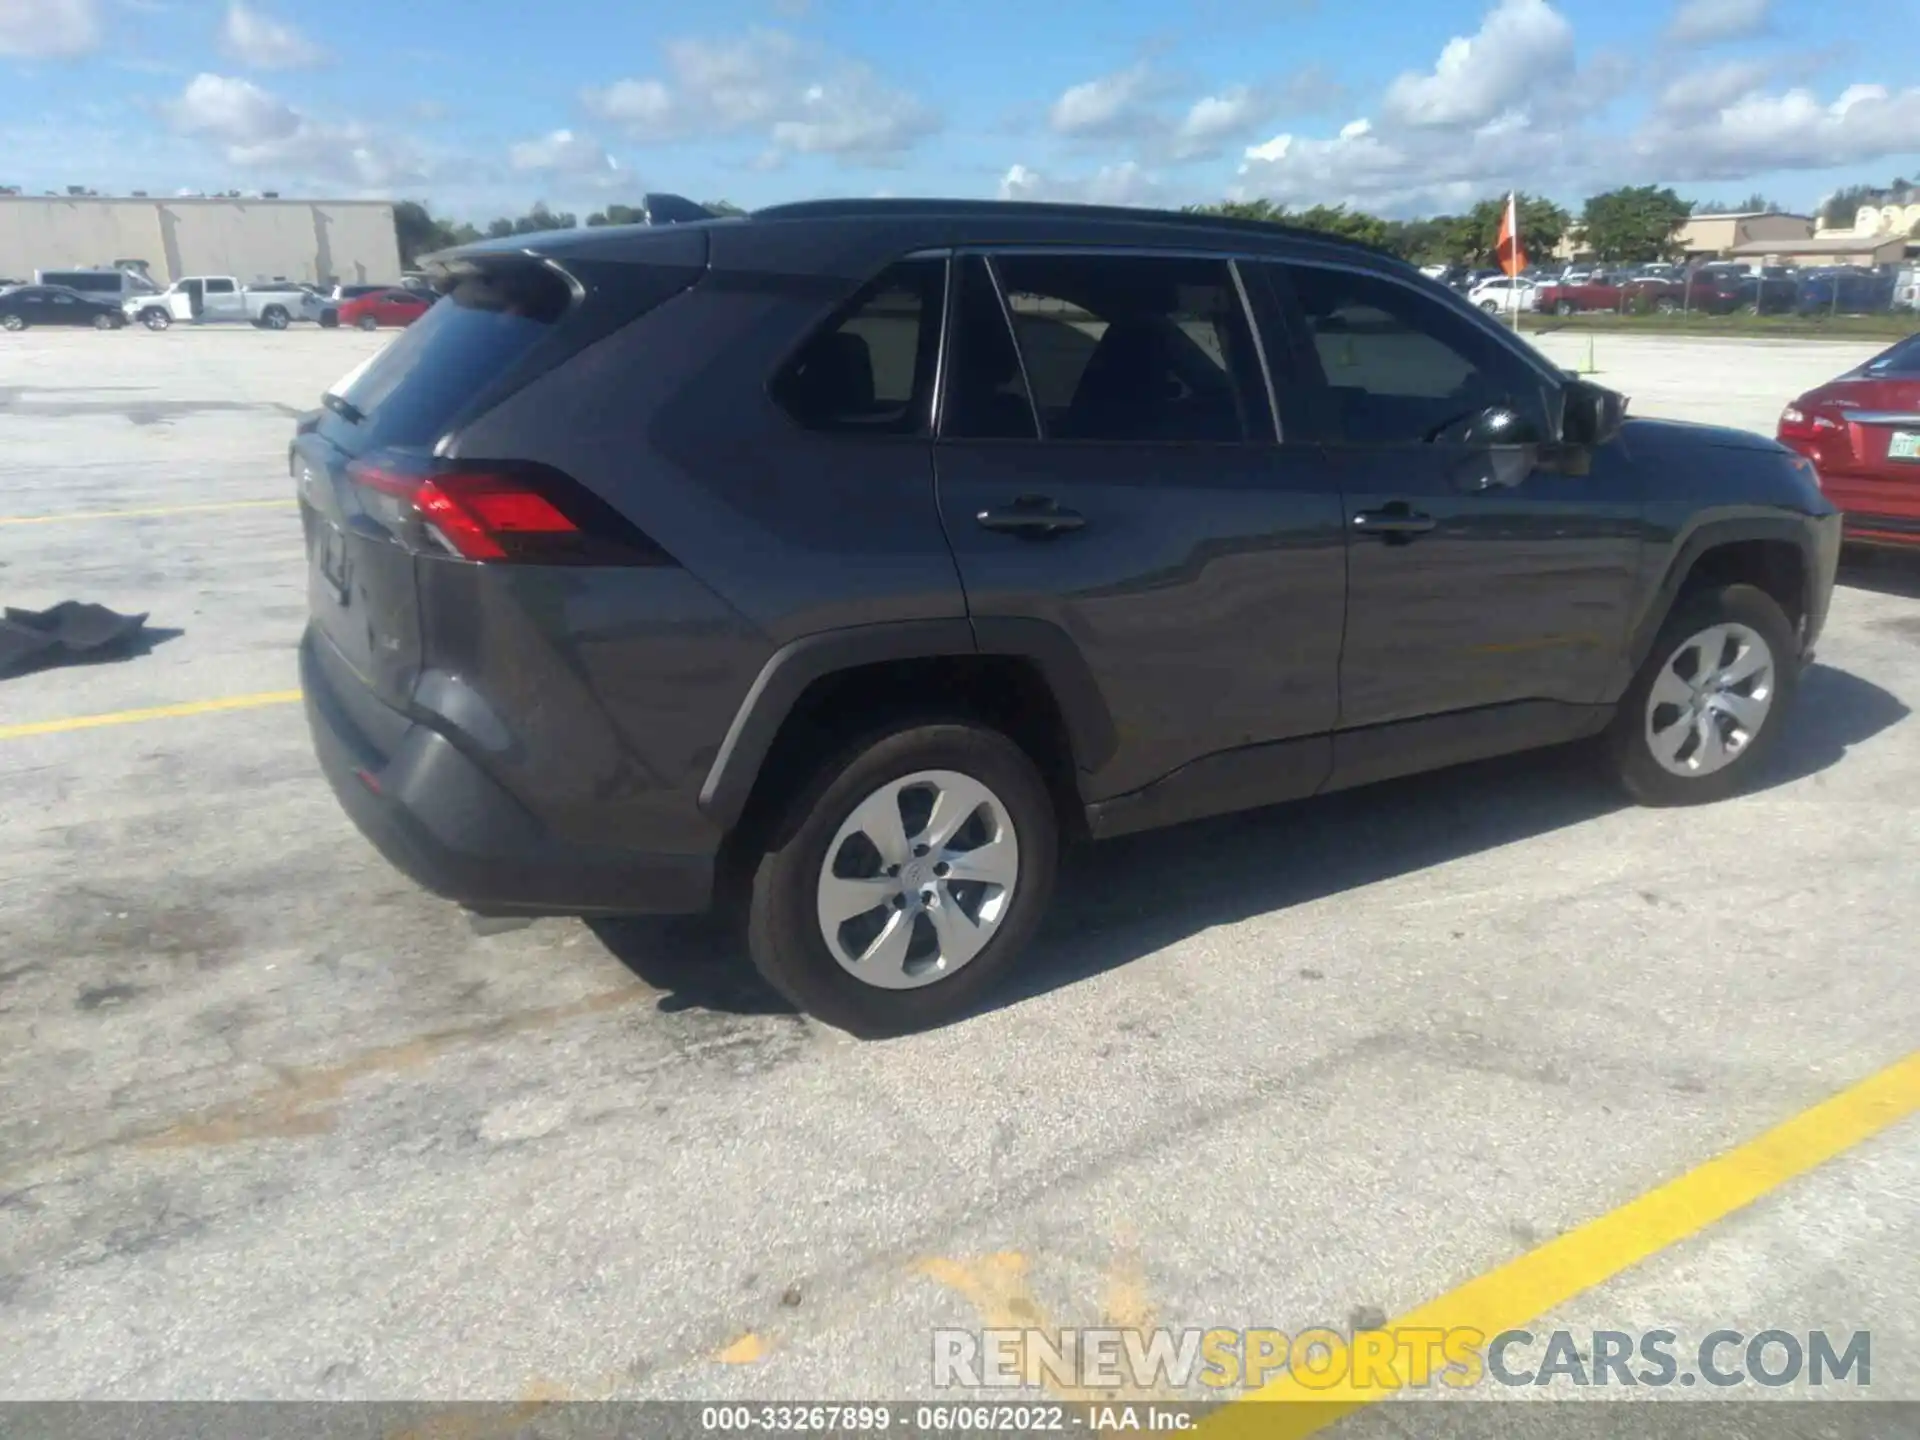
[126,276,331,331]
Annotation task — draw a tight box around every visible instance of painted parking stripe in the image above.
[0,689,302,741]
[0,498,295,526]
[1200,1048,1920,1437]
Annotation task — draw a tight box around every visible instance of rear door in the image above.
[202,278,244,322]
[1265,260,1640,744]
[932,249,1346,804]
[45,290,85,326]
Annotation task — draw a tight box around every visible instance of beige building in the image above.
[1726,234,1909,268]
[1672,210,1814,260]
[0,196,401,287]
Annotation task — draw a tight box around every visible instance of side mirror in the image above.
[1562,379,1627,447]
[1460,404,1542,448]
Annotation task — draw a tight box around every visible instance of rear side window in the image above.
[205,279,236,294]
[991,253,1266,443]
[331,264,570,453]
[772,258,945,436]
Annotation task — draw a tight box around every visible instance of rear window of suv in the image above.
[328,265,572,453]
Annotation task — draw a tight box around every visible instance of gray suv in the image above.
[295,197,1840,1036]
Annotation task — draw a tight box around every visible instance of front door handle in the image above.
[1352,505,1437,539]
[977,497,1085,538]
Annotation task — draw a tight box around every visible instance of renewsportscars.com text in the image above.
[931,1326,1871,1392]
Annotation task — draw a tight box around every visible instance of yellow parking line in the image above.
[0,689,302,741]
[1201,1048,1920,1437]
[0,498,295,526]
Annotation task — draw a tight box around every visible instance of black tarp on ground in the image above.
[0,602,150,678]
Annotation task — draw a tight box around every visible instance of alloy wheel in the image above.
[815,769,1020,990]
[1644,622,1776,778]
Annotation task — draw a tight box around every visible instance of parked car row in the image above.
[1528,263,1907,317]
[0,276,436,333]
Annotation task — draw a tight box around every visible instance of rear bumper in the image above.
[301,629,713,917]
[1842,512,1920,549]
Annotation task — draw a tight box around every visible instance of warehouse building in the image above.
[0,196,401,288]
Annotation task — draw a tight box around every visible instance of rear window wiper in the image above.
[322,392,365,425]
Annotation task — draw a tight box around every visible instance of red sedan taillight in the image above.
[1777,405,1839,444]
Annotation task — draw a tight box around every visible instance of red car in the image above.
[1778,332,1920,549]
[337,288,430,330]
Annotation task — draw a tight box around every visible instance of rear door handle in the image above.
[1352,507,1437,538]
[977,497,1085,538]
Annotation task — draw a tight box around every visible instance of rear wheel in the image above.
[1554,299,1576,316]
[260,305,290,330]
[1606,583,1798,806]
[92,313,116,330]
[2,313,26,331]
[744,721,1058,1037]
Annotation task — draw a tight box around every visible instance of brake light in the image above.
[345,455,670,565]
[1777,405,1839,443]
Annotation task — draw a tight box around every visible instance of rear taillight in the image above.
[1777,405,1839,443]
[346,455,672,566]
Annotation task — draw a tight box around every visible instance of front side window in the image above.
[205,279,236,295]
[990,253,1267,443]
[1278,263,1548,445]
[772,258,945,436]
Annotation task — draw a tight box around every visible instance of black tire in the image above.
[1654,298,1678,315]
[356,314,379,331]
[1605,582,1799,807]
[744,720,1059,1038]
[2,313,26,332]
[261,305,290,330]
[141,308,171,330]
[1554,299,1576,316]
[92,312,116,330]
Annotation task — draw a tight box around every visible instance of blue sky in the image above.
[2,0,1917,222]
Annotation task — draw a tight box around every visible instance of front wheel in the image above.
[1480,299,1500,312]
[1606,583,1799,806]
[744,721,1059,1037]
[93,313,118,330]
[141,308,171,330]
[260,305,290,330]
[1654,297,1678,314]
[356,314,379,331]
[1554,299,1576,316]
[2,313,26,331]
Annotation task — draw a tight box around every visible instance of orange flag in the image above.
[1496,192,1526,277]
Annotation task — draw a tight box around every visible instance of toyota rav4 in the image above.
[294,198,1841,1037]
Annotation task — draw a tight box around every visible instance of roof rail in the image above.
[748,197,1404,262]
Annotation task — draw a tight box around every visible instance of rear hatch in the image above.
[292,236,706,716]
[294,263,575,710]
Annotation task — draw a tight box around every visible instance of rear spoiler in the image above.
[417,193,720,288]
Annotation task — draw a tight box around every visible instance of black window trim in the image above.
[944,243,1280,448]
[1266,255,1564,449]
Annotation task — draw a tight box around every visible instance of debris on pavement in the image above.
[0,602,152,678]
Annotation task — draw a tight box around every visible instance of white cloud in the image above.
[509,129,612,174]
[219,1,327,69]
[1177,85,1261,152]
[997,160,1164,207]
[1632,82,1920,180]
[1666,0,1769,44]
[1381,0,1574,128]
[582,29,936,163]
[1657,59,1772,115]
[0,0,100,57]
[163,72,428,190]
[1049,63,1155,137]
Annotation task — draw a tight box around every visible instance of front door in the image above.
[1263,261,1641,747]
[933,250,1347,807]
[202,279,244,321]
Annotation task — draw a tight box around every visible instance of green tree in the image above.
[485,203,577,238]
[1444,194,1569,267]
[1820,184,1879,230]
[392,200,481,266]
[1579,185,1692,263]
